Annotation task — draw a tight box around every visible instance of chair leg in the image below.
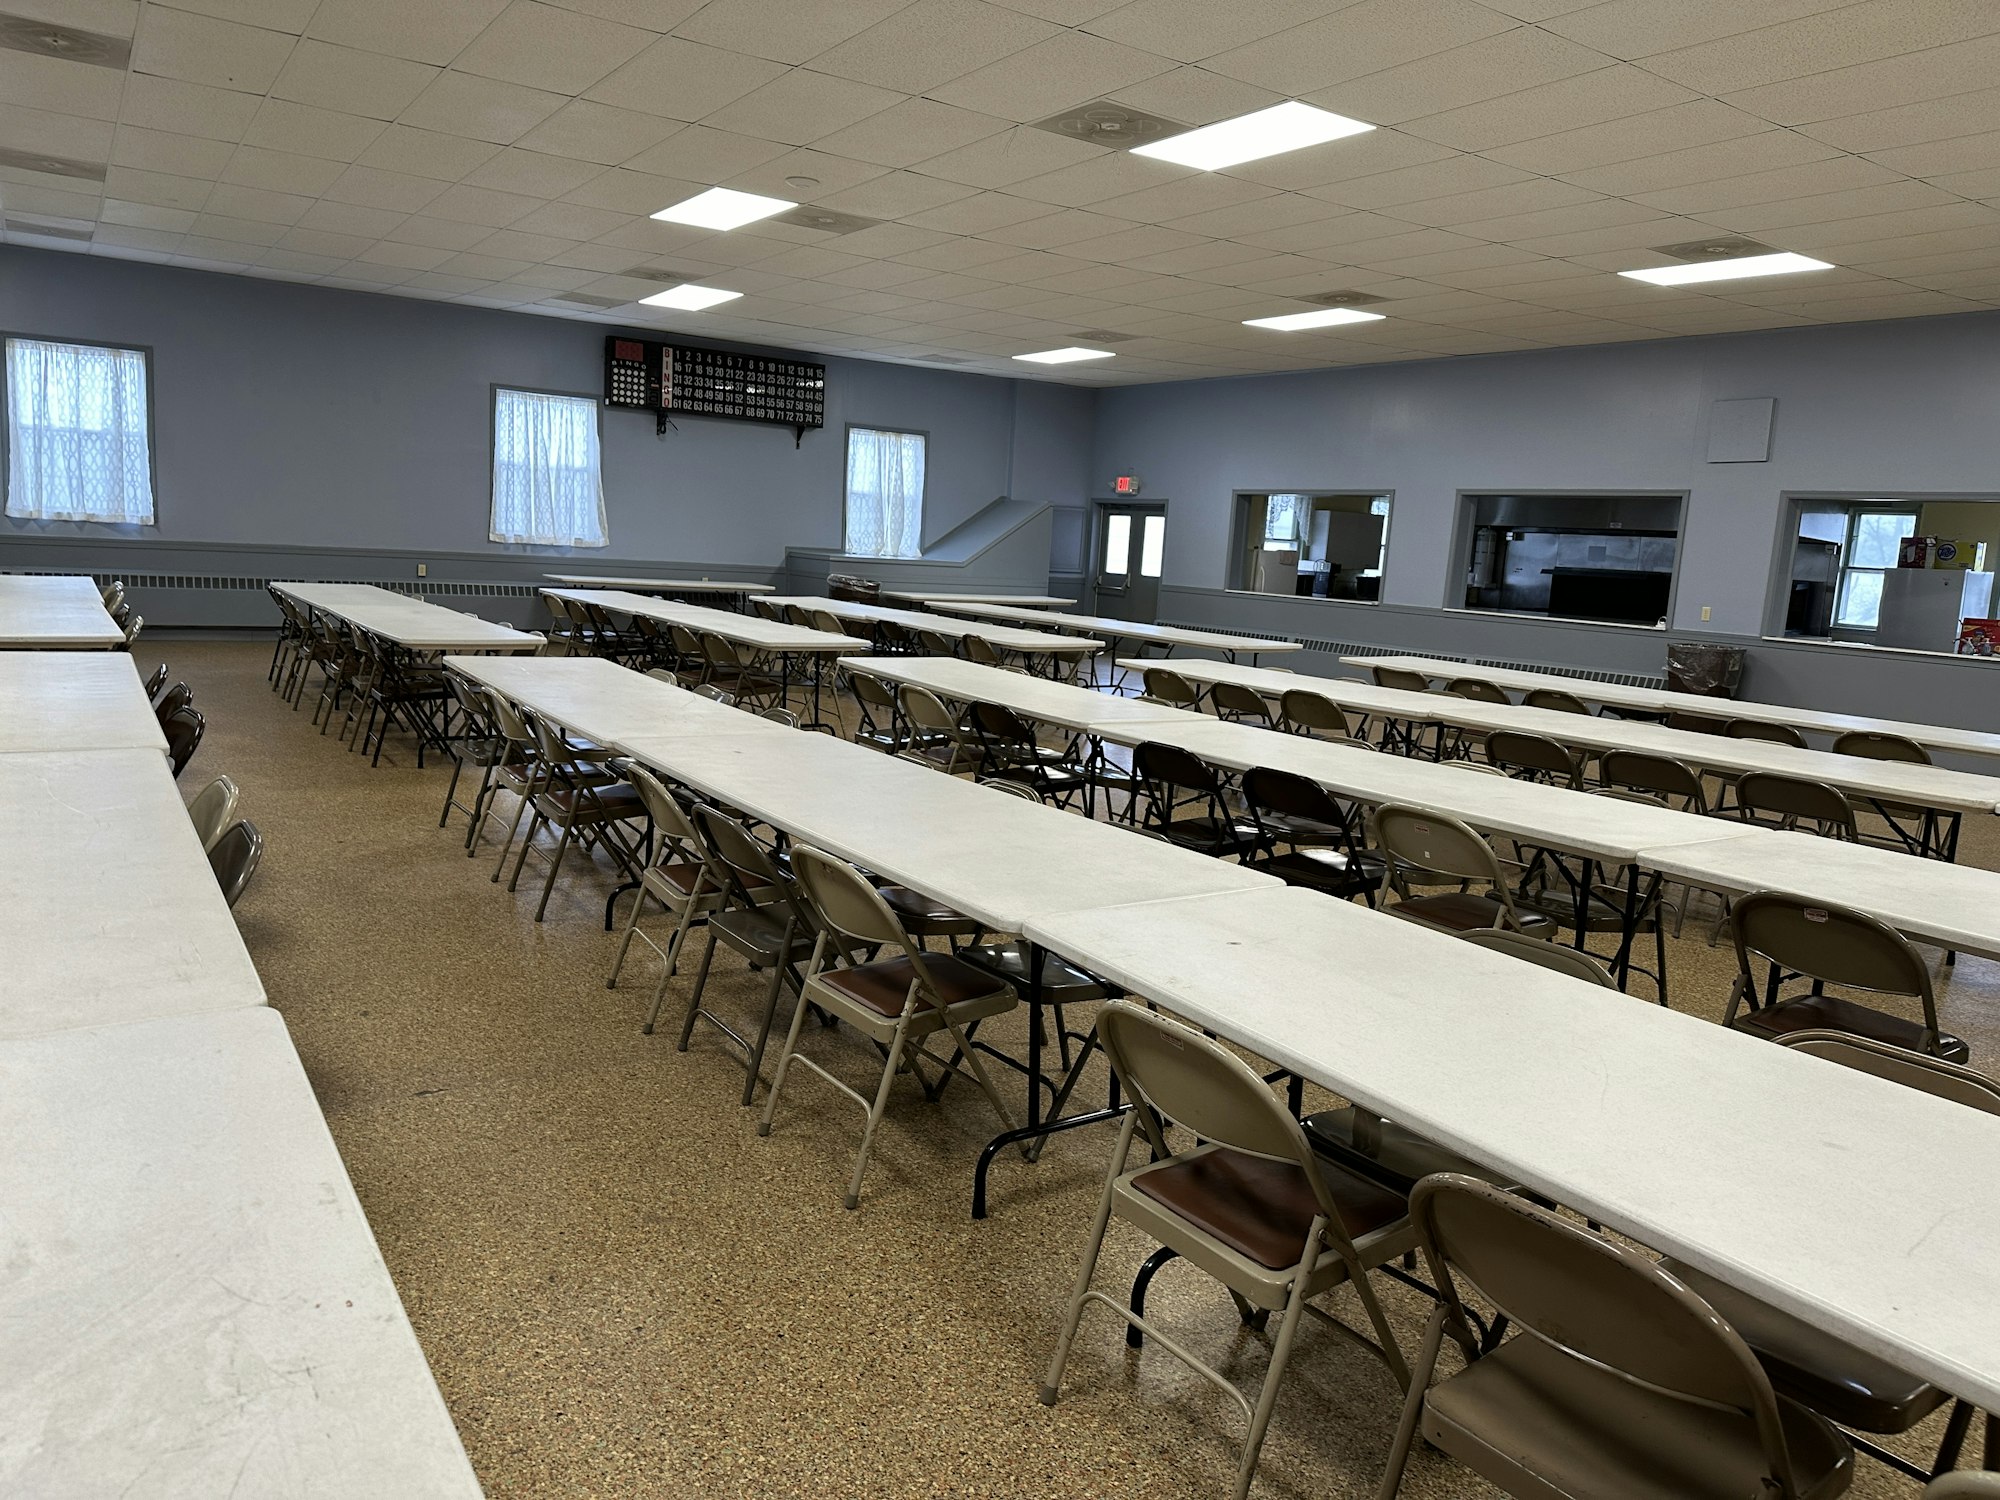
[642,899,703,1034]
[506,806,546,891]
[1039,1113,1134,1404]
[1234,1266,1316,1500]
[532,819,577,920]
[1373,1307,1449,1500]
[675,928,724,1050]
[606,882,656,989]
[740,958,794,1106]
[843,1010,916,1209]
[756,967,821,1140]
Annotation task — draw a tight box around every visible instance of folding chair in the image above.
[207,820,265,909]
[1371,804,1554,937]
[185,775,240,853]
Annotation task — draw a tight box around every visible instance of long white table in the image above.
[541,589,866,657]
[444,654,785,753]
[276,583,543,653]
[1351,651,2000,763]
[0,574,124,649]
[840,655,1192,737]
[1024,883,2000,1418]
[0,652,167,755]
[766,595,1103,667]
[1,1007,483,1497]
[886,591,1075,608]
[545,574,773,597]
[930,600,1300,664]
[3,748,266,1039]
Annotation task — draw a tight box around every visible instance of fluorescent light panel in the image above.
[1245,307,1386,332]
[1013,347,1115,365]
[639,283,741,311]
[650,186,794,230]
[1133,101,1374,171]
[1618,251,1834,286]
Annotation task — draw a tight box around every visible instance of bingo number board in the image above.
[605,336,825,438]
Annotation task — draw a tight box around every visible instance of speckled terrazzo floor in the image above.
[171,639,1999,1499]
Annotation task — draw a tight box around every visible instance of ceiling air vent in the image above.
[622,264,704,282]
[915,353,976,364]
[773,206,881,236]
[1031,101,1185,149]
[1655,237,1775,262]
[544,292,626,309]
[0,146,104,181]
[1301,290,1387,307]
[0,12,130,67]
[1072,329,1138,343]
[5,218,92,240]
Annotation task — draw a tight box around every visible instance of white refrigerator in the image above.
[1874,568,1996,651]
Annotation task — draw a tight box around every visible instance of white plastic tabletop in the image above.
[544,575,773,593]
[885,591,1075,607]
[933,601,1300,657]
[0,1007,483,1498]
[275,583,542,652]
[444,654,785,751]
[0,652,168,754]
[843,655,1207,735]
[1638,828,2000,962]
[1151,659,2000,816]
[765,595,1102,655]
[1351,653,2000,762]
[613,725,1273,933]
[1,748,265,1039]
[0,574,124,649]
[542,589,866,654]
[1022,883,2000,1417]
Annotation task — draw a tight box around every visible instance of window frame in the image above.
[1448,488,1688,628]
[1226,489,1394,603]
[1832,504,1921,631]
[487,383,608,550]
[2,331,161,528]
[841,422,929,560]
[1770,492,2000,642]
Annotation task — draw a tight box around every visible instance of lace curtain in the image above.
[490,389,608,548]
[5,338,156,524]
[844,427,925,558]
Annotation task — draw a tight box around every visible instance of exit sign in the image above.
[1113,474,1141,495]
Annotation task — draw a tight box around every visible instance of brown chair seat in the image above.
[1303,1109,1513,1194]
[1663,1259,1949,1435]
[1423,1327,1853,1500]
[1130,1146,1408,1270]
[537,784,646,822]
[1733,992,1969,1062]
[1262,847,1385,899]
[648,861,770,901]
[817,953,1010,1019]
[1388,890,1557,937]
[1255,809,1346,844]
[877,884,983,936]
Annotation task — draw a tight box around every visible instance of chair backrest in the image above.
[916,627,956,656]
[668,623,703,659]
[1728,717,1807,748]
[1831,730,1930,765]
[1735,771,1856,838]
[186,775,241,853]
[448,674,496,734]
[207,819,264,909]
[1372,665,1429,692]
[163,706,204,775]
[1483,729,1580,786]
[848,671,896,712]
[1777,1030,2000,1115]
[788,843,915,952]
[1132,740,1219,797]
[811,608,844,636]
[1522,687,1588,714]
[968,699,1035,749]
[1211,681,1272,721]
[1447,676,1509,704]
[1600,749,1706,810]
[1459,926,1617,987]
[101,580,124,607]
[1279,688,1350,737]
[695,684,736,705]
[1926,1471,2000,1497]
[1241,765,1345,829]
[783,604,815,628]
[752,598,784,621]
[699,629,741,670]
[121,613,144,647]
[1141,666,1201,708]
[1095,1002,1358,1241]
[963,635,1002,667]
[1372,803,1510,891]
[154,681,192,720]
[980,778,1042,803]
[898,684,962,737]
[760,707,799,727]
[142,661,170,698]
[625,761,706,865]
[487,691,534,748]
[1408,1174,1803,1492]
[1730,891,1932,1008]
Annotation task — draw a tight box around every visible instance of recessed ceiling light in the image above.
[1618,251,1834,286]
[639,283,742,311]
[650,187,794,230]
[1013,347,1115,365]
[1132,101,1374,171]
[1244,307,1387,332]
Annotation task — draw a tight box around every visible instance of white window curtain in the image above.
[490,388,607,548]
[1263,493,1307,549]
[844,427,925,558]
[5,337,156,524]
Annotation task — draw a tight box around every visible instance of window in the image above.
[844,427,925,558]
[1460,493,1679,625]
[5,337,155,524]
[1233,492,1389,600]
[490,388,606,548]
[1834,507,1920,629]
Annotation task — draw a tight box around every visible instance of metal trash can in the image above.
[827,574,881,604]
[1666,642,1745,698]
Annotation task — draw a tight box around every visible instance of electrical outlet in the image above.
[417,563,427,577]
[1701,605,1711,621]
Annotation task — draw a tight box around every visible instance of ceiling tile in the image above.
[1221,128,1458,193]
[475,227,581,259]
[271,41,439,120]
[240,99,388,161]
[304,0,511,64]
[1401,63,1697,150]
[1317,154,1533,211]
[387,214,493,249]
[1485,97,1771,174]
[724,146,888,198]
[0,52,122,121]
[560,164,689,211]
[813,0,1056,94]
[927,30,1177,123]
[809,97,1010,170]
[201,181,313,223]
[131,7,296,93]
[1445,193,1660,243]
[153,0,318,30]
[1795,84,2000,154]
[221,144,345,194]
[1205,0,1512,96]
[1638,0,2000,97]
[908,124,1106,188]
[672,0,908,64]
[1544,0,1866,62]
[512,99,679,163]
[621,123,789,182]
[1102,64,1278,129]
[186,211,284,245]
[464,147,606,197]
[1726,32,2000,127]
[1560,128,1842,195]
[701,69,907,147]
[585,37,788,121]
[452,0,655,93]
[398,70,567,144]
[1868,127,2000,178]
[1080,0,1335,64]
[98,197,196,231]
[1710,179,1959,233]
[356,124,504,180]
[1159,191,1341,238]
[119,74,263,141]
[279,225,375,257]
[109,124,234,178]
[0,103,113,164]
[1090,170,1278,224]
[296,198,406,235]
[1003,149,1184,208]
[815,169,979,218]
[1325,25,1614,126]
[323,162,450,212]
[421,181,543,225]
[510,199,629,237]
